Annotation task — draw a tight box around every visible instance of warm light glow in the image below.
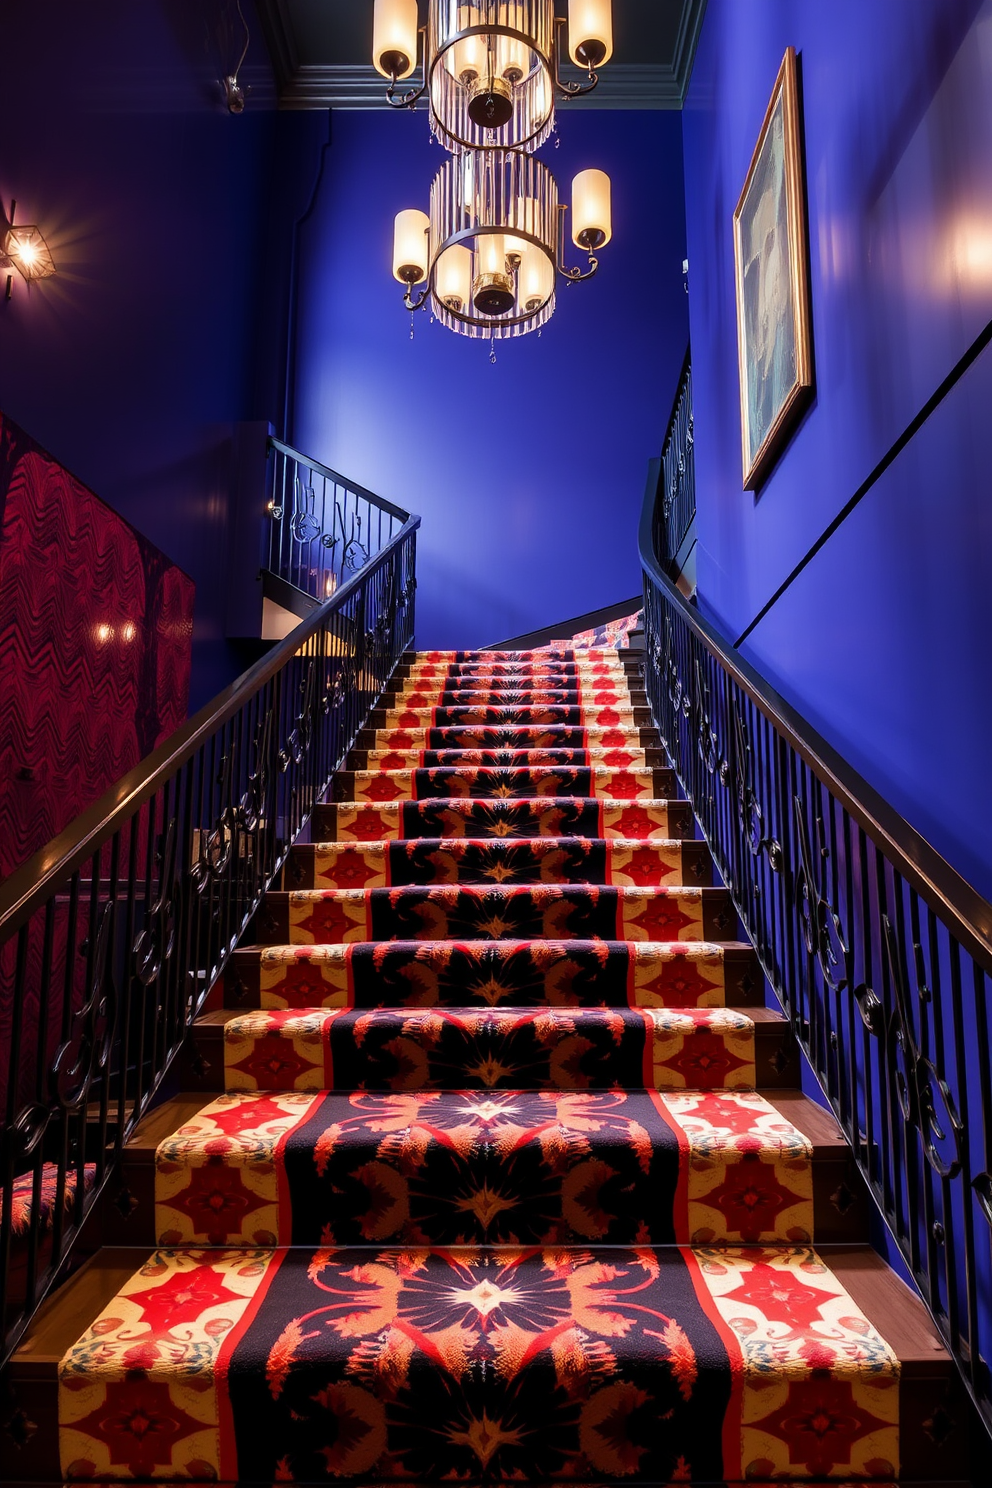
[122,622,137,643]
[444,15,485,82]
[435,243,473,310]
[516,243,555,310]
[324,573,338,598]
[4,225,56,281]
[567,0,612,67]
[392,208,430,283]
[96,623,113,643]
[571,167,612,249]
[497,34,530,81]
[478,232,507,277]
[372,0,419,79]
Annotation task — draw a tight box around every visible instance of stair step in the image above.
[108,1088,866,1249]
[396,659,631,678]
[7,1243,966,1484]
[370,702,654,729]
[331,765,676,803]
[183,1004,798,1095]
[346,744,669,770]
[354,723,662,751]
[254,884,737,946]
[225,939,765,1011]
[283,837,712,890]
[311,796,694,842]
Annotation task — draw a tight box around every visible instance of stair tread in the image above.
[12,1241,949,1378]
[124,1087,843,1158]
[193,1003,789,1029]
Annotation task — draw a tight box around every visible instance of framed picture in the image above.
[733,46,813,491]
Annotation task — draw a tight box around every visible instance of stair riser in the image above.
[332,766,674,803]
[284,839,712,890]
[256,886,736,946]
[228,941,761,1012]
[114,1139,867,1250]
[371,705,654,729]
[311,798,694,842]
[140,1089,818,1249]
[355,725,660,751]
[185,1009,799,1095]
[347,746,668,770]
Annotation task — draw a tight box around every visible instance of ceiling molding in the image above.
[254,0,709,111]
[279,63,684,111]
[670,0,709,104]
[253,0,300,92]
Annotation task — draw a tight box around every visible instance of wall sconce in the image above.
[2,200,56,300]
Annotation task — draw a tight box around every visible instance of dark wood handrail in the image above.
[0,514,420,937]
[638,479,992,974]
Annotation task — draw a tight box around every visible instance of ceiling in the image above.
[254,0,708,109]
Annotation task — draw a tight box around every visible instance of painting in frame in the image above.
[733,46,813,491]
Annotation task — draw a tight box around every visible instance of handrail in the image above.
[639,467,992,1437]
[0,515,420,940]
[0,497,419,1365]
[638,498,992,972]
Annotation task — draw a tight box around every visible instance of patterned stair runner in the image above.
[51,648,909,1485]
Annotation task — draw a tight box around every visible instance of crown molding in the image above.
[253,0,708,111]
[671,0,709,104]
[253,0,300,93]
[279,63,683,111]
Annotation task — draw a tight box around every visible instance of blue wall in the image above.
[683,0,992,897]
[0,0,327,710]
[291,107,689,650]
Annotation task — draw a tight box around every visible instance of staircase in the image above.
[4,645,970,1485]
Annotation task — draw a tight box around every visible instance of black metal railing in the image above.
[655,349,695,574]
[0,498,418,1364]
[639,483,992,1435]
[265,438,409,604]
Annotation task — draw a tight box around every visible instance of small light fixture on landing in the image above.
[1,200,56,300]
[373,0,613,152]
[393,149,611,341]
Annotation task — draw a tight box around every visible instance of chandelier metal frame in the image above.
[396,149,603,341]
[381,1,605,154]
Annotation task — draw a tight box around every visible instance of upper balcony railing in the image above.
[265,438,409,605]
[639,460,992,1439]
[654,349,695,577]
[0,451,418,1364]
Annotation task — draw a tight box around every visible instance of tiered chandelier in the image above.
[374,0,614,342]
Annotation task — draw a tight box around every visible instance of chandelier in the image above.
[373,0,614,152]
[392,150,611,340]
[378,0,615,343]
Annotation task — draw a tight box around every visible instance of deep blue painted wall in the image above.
[291,108,689,650]
[0,0,327,710]
[683,0,992,896]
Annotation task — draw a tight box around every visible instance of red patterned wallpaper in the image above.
[0,413,195,882]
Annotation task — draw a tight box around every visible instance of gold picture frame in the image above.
[733,47,813,491]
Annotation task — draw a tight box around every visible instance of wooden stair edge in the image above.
[5,1242,967,1488]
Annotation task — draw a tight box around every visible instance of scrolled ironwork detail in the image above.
[133,818,179,987]
[883,915,964,1181]
[793,794,849,992]
[732,703,782,870]
[50,901,117,1115]
[278,660,318,774]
